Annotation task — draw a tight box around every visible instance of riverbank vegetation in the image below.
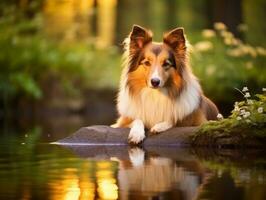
[192,88,266,147]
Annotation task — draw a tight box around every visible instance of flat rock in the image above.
[55,125,198,147]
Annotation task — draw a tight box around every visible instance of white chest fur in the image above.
[118,79,201,129]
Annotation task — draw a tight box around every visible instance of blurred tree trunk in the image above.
[115,0,149,46]
[165,0,177,30]
[96,0,117,48]
[206,0,242,37]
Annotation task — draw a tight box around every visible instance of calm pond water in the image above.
[0,120,266,200]
[1,1,266,199]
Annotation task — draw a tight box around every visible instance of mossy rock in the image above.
[55,124,266,148]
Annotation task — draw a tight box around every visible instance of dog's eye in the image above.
[163,60,172,68]
[142,60,151,66]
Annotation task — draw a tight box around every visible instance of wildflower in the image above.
[237,116,242,120]
[240,45,248,54]
[231,38,240,46]
[194,41,213,52]
[234,106,240,112]
[240,109,246,115]
[227,48,243,57]
[256,47,266,56]
[258,107,263,113]
[243,111,250,118]
[221,31,233,39]
[249,48,257,58]
[224,38,233,45]
[234,102,240,111]
[214,22,226,31]
[244,92,251,98]
[242,87,249,92]
[202,29,216,38]
[217,113,223,120]
[247,100,253,105]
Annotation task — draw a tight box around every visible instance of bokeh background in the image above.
[0,0,265,138]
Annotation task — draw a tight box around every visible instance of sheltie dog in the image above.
[112,25,218,144]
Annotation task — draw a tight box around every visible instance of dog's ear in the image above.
[129,25,152,49]
[163,28,186,51]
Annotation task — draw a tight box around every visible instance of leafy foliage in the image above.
[0,9,121,107]
[191,23,266,103]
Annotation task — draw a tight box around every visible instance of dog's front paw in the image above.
[129,147,145,166]
[128,126,145,144]
[110,123,118,128]
[150,122,173,133]
[128,120,145,144]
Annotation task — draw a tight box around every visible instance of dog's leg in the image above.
[111,116,133,128]
[129,147,145,166]
[128,119,145,144]
[150,121,173,133]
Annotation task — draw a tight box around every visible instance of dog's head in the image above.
[125,25,187,91]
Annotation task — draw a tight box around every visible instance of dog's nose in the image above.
[151,78,160,87]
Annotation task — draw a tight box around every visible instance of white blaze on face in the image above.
[149,66,163,87]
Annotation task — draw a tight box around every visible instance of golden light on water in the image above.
[97,178,118,200]
[46,161,118,200]
[96,161,118,200]
[48,167,96,200]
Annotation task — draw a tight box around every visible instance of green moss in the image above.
[192,91,266,146]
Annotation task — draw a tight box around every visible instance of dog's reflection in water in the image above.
[112,147,210,200]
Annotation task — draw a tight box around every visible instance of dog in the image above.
[112,25,218,144]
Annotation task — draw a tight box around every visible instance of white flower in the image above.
[240,109,246,115]
[221,30,233,39]
[258,107,263,113]
[247,100,253,105]
[243,111,250,118]
[263,88,266,92]
[217,113,223,120]
[242,87,249,92]
[256,47,266,56]
[234,106,240,112]
[234,102,240,111]
[214,22,226,31]
[194,41,213,52]
[244,92,251,98]
[227,48,243,57]
[237,116,242,120]
[224,38,233,45]
[202,29,216,38]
